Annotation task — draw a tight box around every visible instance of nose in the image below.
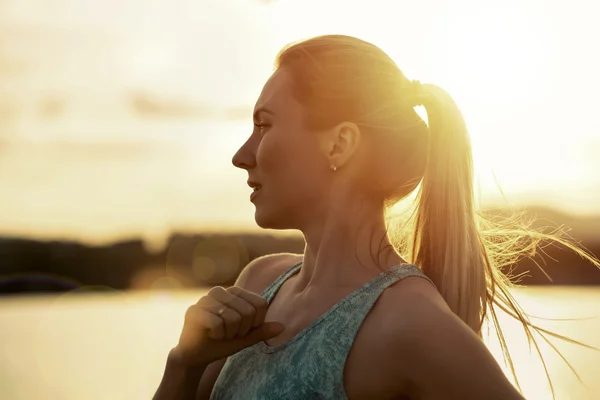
[232,137,256,170]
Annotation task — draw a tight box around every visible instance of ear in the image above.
[318,121,361,169]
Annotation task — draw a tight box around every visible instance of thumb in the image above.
[241,322,285,345]
[259,321,285,339]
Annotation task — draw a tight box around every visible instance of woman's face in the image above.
[232,68,331,230]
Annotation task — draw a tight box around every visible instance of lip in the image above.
[247,180,261,188]
[250,186,262,202]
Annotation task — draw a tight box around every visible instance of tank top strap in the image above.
[337,263,436,322]
[260,260,303,302]
[375,263,435,291]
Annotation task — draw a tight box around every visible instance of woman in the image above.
[153,35,597,400]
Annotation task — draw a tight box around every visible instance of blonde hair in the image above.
[276,34,600,395]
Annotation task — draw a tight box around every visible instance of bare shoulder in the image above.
[377,274,452,332]
[371,274,524,399]
[372,274,454,359]
[235,252,303,294]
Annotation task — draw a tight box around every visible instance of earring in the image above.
[330,165,337,171]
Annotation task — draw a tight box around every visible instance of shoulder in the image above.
[373,273,454,359]
[377,272,451,333]
[371,273,524,399]
[235,252,302,294]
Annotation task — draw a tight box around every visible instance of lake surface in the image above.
[0,287,599,400]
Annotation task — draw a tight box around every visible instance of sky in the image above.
[0,0,599,246]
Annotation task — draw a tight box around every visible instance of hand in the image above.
[172,286,285,367]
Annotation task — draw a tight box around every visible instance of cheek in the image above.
[256,130,326,187]
[256,129,314,169]
[255,134,281,171]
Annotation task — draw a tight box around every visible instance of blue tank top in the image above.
[210,261,434,399]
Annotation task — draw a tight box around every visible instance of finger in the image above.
[207,286,242,309]
[227,322,285,353]
[196,294,220,309]
[228,286,269,328]
[185,306,225,341]
[224,287,260,336]
[197,290,243,315]
[198,309,226,340]
[211,287,257,337]
[219,307,242,340]
[196,295,241,340]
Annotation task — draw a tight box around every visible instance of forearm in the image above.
[153,348,208,400]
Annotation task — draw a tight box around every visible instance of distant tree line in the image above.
[0,224,599,296]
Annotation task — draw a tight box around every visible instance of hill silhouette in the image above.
[0,206,598,295]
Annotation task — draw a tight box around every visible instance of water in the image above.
[0,287,599,400]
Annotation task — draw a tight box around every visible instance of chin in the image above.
[254,208,295,231]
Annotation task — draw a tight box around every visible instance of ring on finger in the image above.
[216,305,228,316]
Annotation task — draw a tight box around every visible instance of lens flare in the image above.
[165,235,249,286]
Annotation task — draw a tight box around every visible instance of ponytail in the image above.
[409,83,486,333]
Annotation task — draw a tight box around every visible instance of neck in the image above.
[294,197,406,294]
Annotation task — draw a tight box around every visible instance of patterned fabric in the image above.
[210,261,434,400]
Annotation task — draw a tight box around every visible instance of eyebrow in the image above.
[253,107,274,120]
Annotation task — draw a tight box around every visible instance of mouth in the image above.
[248,181,262,200]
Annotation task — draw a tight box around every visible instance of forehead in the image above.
[253,68,302,117]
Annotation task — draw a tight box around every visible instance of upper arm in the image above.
[385,284,525,400]
[195,252,301,399]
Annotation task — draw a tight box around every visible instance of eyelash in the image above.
[254,123,270,134]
